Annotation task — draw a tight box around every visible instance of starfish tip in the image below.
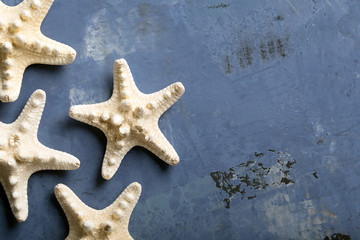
[68,105,78,118]
[101,169,114,180]
[14,209,28,222]
[114,58,127,66]
[33,89,46,99]
[54,183,66,196]
[114,58,129,72]
[170,157,180,166]
[129,182,142,194]
[72,158,81,169]
[174,82,185,95]
[65,47,77,64]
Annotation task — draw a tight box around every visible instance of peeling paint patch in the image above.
[84,4,167,62]
[324,233,351,240]
[84,8,124,62]
[210,150,296,208]
[69,88,101,105]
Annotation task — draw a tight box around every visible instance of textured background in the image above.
[0,0,359,239]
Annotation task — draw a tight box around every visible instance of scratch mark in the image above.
[324,0,332,7]
[286,0,299,15]
[233,64,277,82]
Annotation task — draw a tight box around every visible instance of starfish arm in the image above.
[0,60,28,102]
[113,59,141,98]
[54,184,97,238]
[26,34,76,66]
[141,123,180,165]
[55,183,141,240]
[103,182,141,225]
[101,140,134,180]
[1,171,32,222]
[19,0,55,27]
[69,102,112,131]
[14,89,45,136]
[147,82,185,118]
[28,142,80,171]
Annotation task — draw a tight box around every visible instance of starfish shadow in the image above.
[66,118,107,146]
[141,147,171,171]
[0,184,18,227]
[51,193,69,238]
[32,169,68,180]
[65,119,108,186]
[27,64,64,75]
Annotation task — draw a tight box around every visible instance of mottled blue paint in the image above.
[0,0,359,239]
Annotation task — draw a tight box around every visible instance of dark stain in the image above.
[317,138,324,145]
[260,43,267,61]
[210,149,296,208]
[260,37,289,61]
[208,3,229,9]
[275,15,284,21]
[238,45,253,69]
[313,171,318,179]
[267,40,276,59]
[223,55,234,74]
[280,177,293,184]
[324,233,351,240]
[276,38,288,58]
[248,195,256,200]
[223,36,289,72]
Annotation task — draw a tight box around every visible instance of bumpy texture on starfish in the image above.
[69,59,185,180]
[55,182,141,240]
[0,0,76,102]
[0,89,80,222]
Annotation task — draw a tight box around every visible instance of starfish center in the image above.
[9,133,20,147]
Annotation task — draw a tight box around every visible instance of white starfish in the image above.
[0,89,80,222]
[55,182,141,240]
[69,59,185,180]
[0,0,76,102]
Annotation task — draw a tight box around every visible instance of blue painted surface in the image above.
[0,0,359,239]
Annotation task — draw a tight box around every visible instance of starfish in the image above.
[0,89,80,222]
[69,59,185,180]
[55,182,141,240]
[0,0,76,102]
